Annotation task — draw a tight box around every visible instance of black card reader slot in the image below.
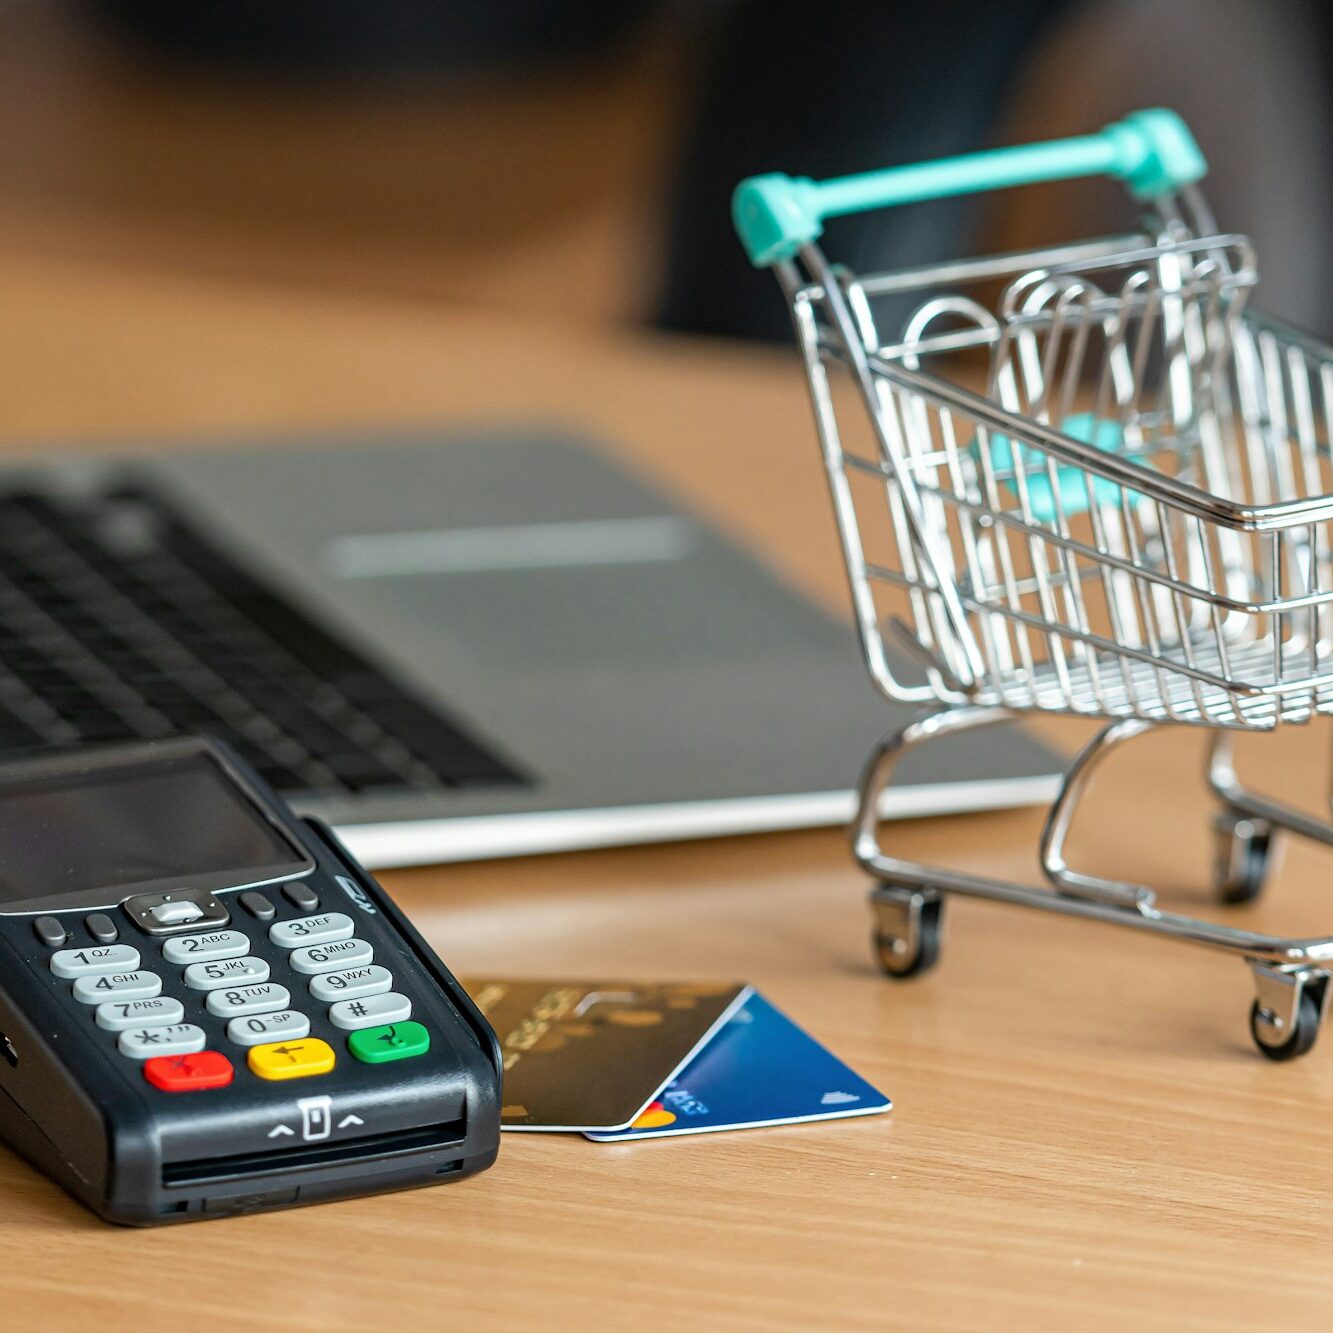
[161,1118,466,1188]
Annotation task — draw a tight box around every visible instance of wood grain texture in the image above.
[1,250,1333,1331]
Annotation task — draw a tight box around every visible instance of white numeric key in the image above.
[162,930,251,964]
[96,996,185,1031]
[205,983,290,1017]
[183,956,270,990]
[289,938,373,975]
[51,945,140,979]
[309,964,393,1002]
[72,970,162,1004]
[269,913,354,949]
[226,1010,311,1046]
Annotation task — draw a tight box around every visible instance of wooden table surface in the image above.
[2,249,1333,1331]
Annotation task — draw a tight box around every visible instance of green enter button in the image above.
[348,1020,431,1064]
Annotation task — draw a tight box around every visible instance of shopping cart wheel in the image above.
[871,885,942,979]
[1249,991,1321,1062]
[1212,811,1274,905]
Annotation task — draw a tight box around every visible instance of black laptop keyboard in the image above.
[0,484,526,797]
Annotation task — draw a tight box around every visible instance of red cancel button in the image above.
[144,1050,234,1092]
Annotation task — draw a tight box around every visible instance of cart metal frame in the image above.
[734,111,1333,1058]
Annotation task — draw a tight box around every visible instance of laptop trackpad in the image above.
[144,432,1055,806]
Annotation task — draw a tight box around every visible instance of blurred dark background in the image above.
[1,0,1330,341]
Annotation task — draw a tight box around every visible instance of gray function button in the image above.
[282,881,320,912]
[149,900,205,927]
[205,983,290,1018]
[33,917,67,947]
[118,1024,206,1060]
[85,913,119,943]
[309,965,394,1003]
[184,956,270,990]
[329,991,412,1030]
[73,970,162,1005]
[270,912,354,950]
[162,929,251,965]
[226,1010,311,1046]
[122,889,228,936]
[96,996,186,1031]
[289,938,374,975]
[240,892,275,921]
[51,944,141,979]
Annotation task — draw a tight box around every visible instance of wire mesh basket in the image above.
[736,111,1333,1059]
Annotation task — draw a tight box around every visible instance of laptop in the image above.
[0,431,1059,867]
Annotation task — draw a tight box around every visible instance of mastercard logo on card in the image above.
[629,1101,677,1130]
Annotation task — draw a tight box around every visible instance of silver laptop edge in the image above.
[340,773,1062,867]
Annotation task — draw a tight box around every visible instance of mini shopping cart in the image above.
[734,110,1333,1060]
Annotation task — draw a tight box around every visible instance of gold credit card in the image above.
[462,978,751,1131]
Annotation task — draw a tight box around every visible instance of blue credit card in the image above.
[583,991,890,1141]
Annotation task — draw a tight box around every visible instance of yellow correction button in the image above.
[247,1037,336,1081]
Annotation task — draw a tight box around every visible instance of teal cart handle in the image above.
[733,109,1207,267]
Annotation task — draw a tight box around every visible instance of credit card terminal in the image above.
[0,737,500,1224]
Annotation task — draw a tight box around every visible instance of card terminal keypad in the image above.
[42,886,424,1095]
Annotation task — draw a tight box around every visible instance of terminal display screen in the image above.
[0,753,302,902]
